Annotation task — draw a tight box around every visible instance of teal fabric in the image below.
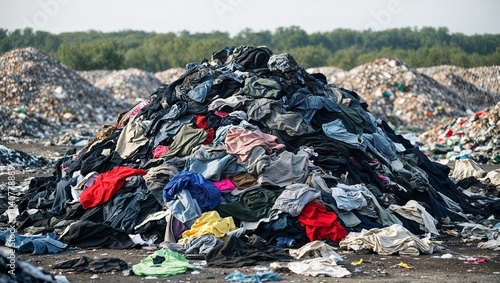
[225,270,282,283]
[132,249,198,277]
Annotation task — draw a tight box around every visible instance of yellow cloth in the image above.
[181,211,236,241]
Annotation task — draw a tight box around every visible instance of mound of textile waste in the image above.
[3,45,499,278]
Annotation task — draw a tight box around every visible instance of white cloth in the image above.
[288,258,351,277]
[388,200,439,236]
[477,239,500,250]
[452,159,487,181]
[339,224,438,256]
[71,171,98,202]
[289,240,342,263]
[480,169,500,187]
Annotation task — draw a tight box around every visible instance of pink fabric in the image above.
[215,110,229,118]
[213,179,236,191]
[225,128,285,162]
[152,145,169,159]
[128,99,152,122]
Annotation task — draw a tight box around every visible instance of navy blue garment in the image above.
[104,176,161,233]
[18,176,56,213]
[349,211,384,232]
[405,147,488,219]
[49,177,78,215]
[286,88,341,124]
[163,171,221,211]
[0,231,67,255]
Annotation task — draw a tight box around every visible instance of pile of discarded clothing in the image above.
[0,48,129,138]
[418,102,500,164]
[3,45,500,277]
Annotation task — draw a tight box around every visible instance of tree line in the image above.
[1,26,499,72]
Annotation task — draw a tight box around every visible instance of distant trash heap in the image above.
[418,102,500,164]
[2,45,499,277]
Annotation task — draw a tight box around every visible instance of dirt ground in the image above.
[2,141,500,282]
[12,239,500,283]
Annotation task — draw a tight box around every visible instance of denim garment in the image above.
[322,119,366,152]
[287,88,341,124]
[210,45,236,66]
[146,100,187,135]
[166,189,202,224]
[271,184,321,217]
[152,115,192,149]
[49,177,78,215]
[187,77,213,103]
[184,145,246,181]
[331,184,368,211]
[0,231,67,254]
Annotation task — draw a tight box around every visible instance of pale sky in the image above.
[0,0,498,35]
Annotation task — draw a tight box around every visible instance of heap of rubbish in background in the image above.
[418,102,500,164]
[310,60,499,129]
[0,48,128,138]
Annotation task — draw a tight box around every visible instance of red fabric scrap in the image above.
[79,166,147,210]
[194,114,209,129]
[298,201,347,242]
[475,109,488,118]
[203,128,215,145]
[194,114,215,144]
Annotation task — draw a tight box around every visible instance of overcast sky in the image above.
[0,0,499,35]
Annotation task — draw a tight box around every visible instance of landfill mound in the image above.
[329,59,499,128]
[0,144,44,168]
[418,102,500,164]
[79,68,162,104]
[306,66,347,85]
[419,65,500,95]
[155,67,186,83]
[0,48,128,138]
[2,46,499,277]
[76,70,113,84]
[50,128,99,146]
[0,105,55,138]
[418,65,500,109]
